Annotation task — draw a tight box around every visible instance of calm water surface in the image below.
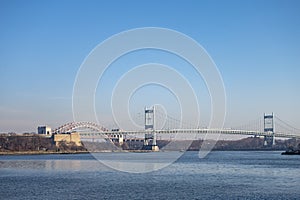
[0,151,299,199]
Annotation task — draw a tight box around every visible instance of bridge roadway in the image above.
[78,129,300,139]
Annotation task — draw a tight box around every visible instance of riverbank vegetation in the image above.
[0,133,298,155]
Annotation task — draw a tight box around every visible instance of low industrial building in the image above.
[37,126,52,135]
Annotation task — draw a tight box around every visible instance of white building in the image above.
[37,126,52,135]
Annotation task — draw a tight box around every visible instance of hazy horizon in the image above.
[1,0,299,133]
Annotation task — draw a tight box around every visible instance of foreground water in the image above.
[0,151,299,199]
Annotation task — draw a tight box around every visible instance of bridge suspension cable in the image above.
[230,117,263,132]
[274,116,300,136]
[155,109,197,130]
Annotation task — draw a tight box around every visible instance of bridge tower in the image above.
[143,106,159,151]
[264,113,275,146]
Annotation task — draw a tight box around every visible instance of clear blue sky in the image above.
[0,0,299,132]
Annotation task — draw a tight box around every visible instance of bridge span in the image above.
[78,128,300,140]
[46,108,300,149]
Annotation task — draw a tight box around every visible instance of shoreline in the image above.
[0,150,156,156]
[0,150,90,156]
[0,149,286,156]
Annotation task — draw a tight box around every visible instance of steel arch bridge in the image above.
[52,121,108,134]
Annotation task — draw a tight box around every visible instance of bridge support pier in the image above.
[272,133,276,146]
[263,134,275,146]
[143,132,159,151]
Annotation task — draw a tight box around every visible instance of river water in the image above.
[0,151,299,199]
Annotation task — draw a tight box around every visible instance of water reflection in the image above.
[0,159,109,171]
[0,151,299,199]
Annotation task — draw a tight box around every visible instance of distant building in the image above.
[38,126,52,135]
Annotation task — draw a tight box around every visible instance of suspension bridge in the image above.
[50,107,300,150]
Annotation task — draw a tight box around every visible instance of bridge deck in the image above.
[78,129,300,139]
